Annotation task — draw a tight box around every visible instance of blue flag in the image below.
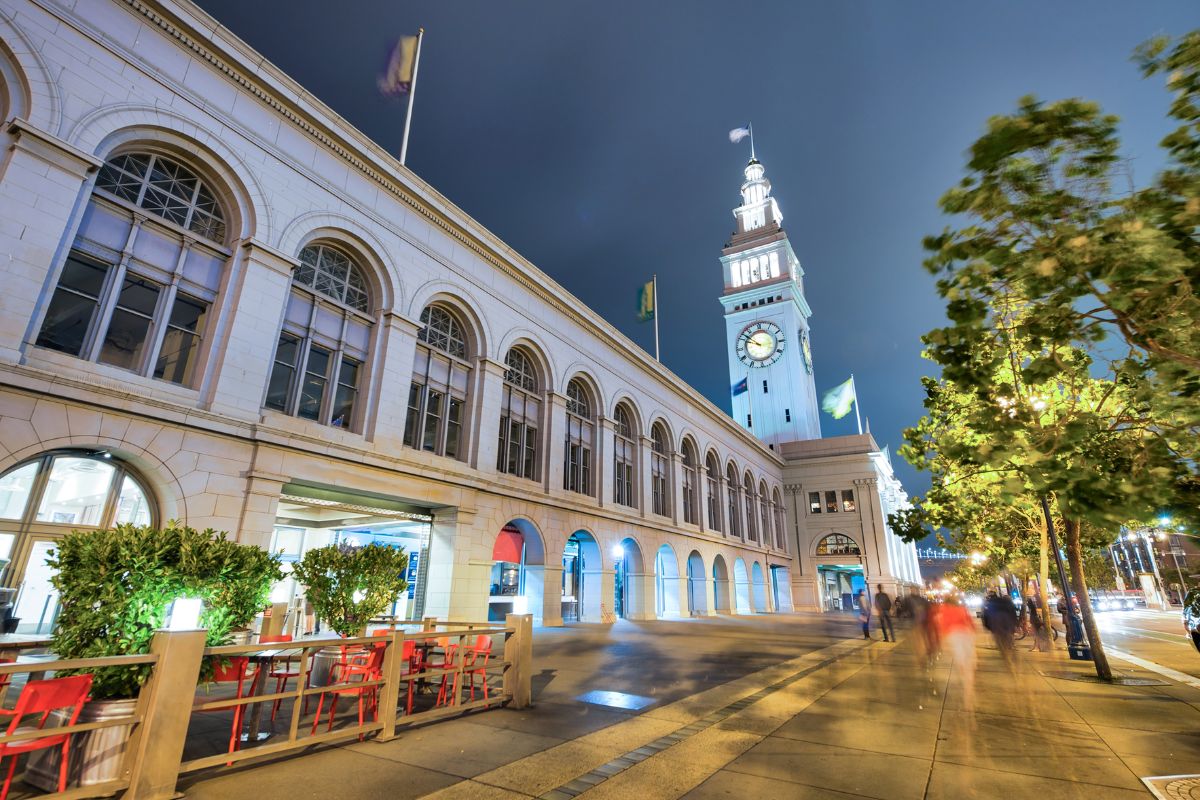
[732,377,748,397]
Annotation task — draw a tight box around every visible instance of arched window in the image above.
[705,452,723,533]
[266,242,374,430]
[0,451,155,633]
[405,305,472,459]
[816,534,861,556]
[612,404,637,508]
[497,347,540,480]
[726,463,741,538]
[744,473,758,543]
[759,480,771,547]
[772,488,786,551]
[680,440,699,526]
[650,422,671,517]
[36,151,230,387]
[563,378,594,495]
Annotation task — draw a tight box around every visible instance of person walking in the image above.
[982,590,1019,669]
[856,588,871,639]
[907,588,932,665]
[936,597,978,711]
[874,584,895,642]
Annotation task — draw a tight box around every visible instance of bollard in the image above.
[503,613,533,709]
[373,630,403,741]
[123,629,207,800]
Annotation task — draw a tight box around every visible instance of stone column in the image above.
[540,564,565,627]
[582,567,613,623]
[689,572,715,616]
[544,392,566,494]
[205,240,297,420]
[469,357,508,474]
[712,573,733,613]
[669,451,684,526]
[235,467,286,550]
[424,507,490,622]
[624,572,655,620]
[363,311,421,447]
[597,415,614,508]
[0,121,102,363]
[638,434,653,518]
[857,477,898,594]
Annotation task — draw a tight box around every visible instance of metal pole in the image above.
[399,28,425,166]
[748,122,755,161]
[1040,495,1075,644]
[851,374,863,435]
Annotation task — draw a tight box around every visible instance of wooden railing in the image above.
[0,613,533,800]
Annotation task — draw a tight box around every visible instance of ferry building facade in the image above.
[0,0,919,631]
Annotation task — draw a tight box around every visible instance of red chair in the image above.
[311,643,386,734]
[462,635,494,702]
[259,634,297,721]
[198,657,252,760]
[430,637,461,708]
[0,674,93,800]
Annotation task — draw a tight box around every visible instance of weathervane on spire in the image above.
[729,123,755,160]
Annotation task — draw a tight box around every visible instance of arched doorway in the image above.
[615,537,648,620]
[488,519,546,624]
[687,550,710,616]
[712,554,732,613]
[733,558,752,614]
[751,561,768,612]
[655,543,681,619]
[0,450,156,633]
[562,530,603,622]
[770,565,793,611]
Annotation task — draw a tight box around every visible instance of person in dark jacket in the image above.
[856,589,871,639]
[874,584,895,642]
[982,590,1019,669]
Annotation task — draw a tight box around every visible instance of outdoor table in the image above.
[241,645,303,743]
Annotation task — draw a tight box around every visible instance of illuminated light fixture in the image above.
[270,581,292,604]
[1159,515,1172,527]
[612,544,624,559]
[167,597,204,630]
[352,589,366,604]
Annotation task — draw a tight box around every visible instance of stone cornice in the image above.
[7,117,102,175]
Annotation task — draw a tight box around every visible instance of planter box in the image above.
[25,697,137,792]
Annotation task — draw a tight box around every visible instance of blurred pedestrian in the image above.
[908,588,932,665]
[874,584,895,642]
[937,597,978,711]
[982,590,1019,669]
[1028,591,1050,652]
[856,588,871,639]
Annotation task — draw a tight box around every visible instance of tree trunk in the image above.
[1038,526,1052,643]
[1064,518,1113,681]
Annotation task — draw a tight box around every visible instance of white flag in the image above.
[728,126,751,144]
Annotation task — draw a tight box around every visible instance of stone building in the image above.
[0,0,917,631]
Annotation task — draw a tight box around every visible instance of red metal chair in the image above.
[462,635,494,702]
[0,673,93,800]
[259,634,298,721]
[430,636,461,708]
[311,643,387,734]
[198,657,252,760]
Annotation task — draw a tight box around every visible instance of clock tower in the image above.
[720,157,821,447]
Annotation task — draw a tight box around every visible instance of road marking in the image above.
[1107,647,1200,690]
[1112,627,1191,645]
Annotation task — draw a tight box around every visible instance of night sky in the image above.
[195,0,1196,498]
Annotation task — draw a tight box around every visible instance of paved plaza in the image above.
[173,611,1200,799]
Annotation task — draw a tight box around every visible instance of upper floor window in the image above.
[841,489,856,513]
[726,463,741,538]
[266,243,373,430]
[497,347,540,481]
[650,423,671,517]
[612,404,637,508]
[705,453,723,532]
[743,473,758,543]
[681,441,699,526]
[405,304,472,459]
[825,490,839,514]
[563,378,594,496]
[809,492,822,514]
[816,534,861,557]
[37,152,229,388]
[758,480,771,546]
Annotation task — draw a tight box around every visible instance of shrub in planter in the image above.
[290,543,408,636]
[48,522,284,699]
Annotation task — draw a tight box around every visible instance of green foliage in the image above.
[290,543,408,637]
[48,523,283,699]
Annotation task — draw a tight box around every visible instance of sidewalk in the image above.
[178,621,1200,799]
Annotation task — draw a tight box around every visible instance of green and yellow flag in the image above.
[636,279,655,323]
[821,377,856,419]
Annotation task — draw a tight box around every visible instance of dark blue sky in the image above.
[196,0,1196,496]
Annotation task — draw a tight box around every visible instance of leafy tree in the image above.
[291,543,408,637]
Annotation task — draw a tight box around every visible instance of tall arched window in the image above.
[650,422,671,517]
[405,305,472,459]
[0,451,155,633]
[705,452,723,532]
[497,347,540,480]
[680,440,699,526]
[563,378,594,495]
[744,473,758,543]
[36,151,230,387]
[759,480,772,547]
[266,242,374,429]
[772,488,786,551]
[726,463,741,538]
[816,534,861,556]
[612,404,637,508]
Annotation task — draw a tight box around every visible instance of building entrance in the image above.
[818,565,865,612]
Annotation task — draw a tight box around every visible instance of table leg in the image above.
[242,662,272,743]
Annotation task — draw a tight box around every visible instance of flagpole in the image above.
[652,273,660,361]
[745,371,754,433]
[851,373,863,435]
[748,122,756,160]
[399,27,425,166]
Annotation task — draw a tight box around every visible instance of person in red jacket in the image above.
[936,598,977,711]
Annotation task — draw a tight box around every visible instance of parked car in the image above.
[1184,590,1200,654]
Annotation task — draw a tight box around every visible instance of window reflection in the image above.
[114,475,152,526]
[35,457,117,526]
[0,463,38,520]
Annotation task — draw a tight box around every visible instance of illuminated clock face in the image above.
[736,322,785,368]
[801,330,813,374]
